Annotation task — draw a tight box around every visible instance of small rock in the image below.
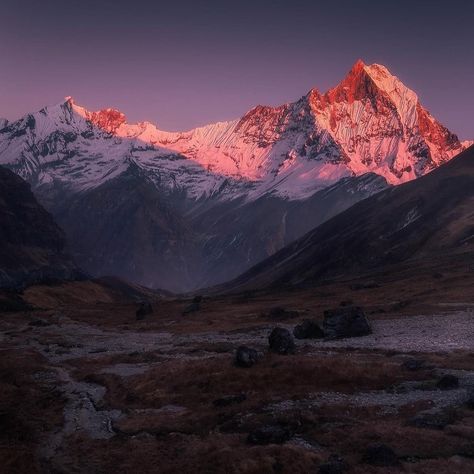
[467,390,474,409]
[362,444,400,467]
[436,374,459,390]
[293,319,324,339]
[234,346,259,368]
[181,295,202,315]
[318,455,347,474]
[350,280,380,290]
[339,300,353,307]
[136,301,153,320]
[247,425,291,445]
[212,393,246,407]
[28,318,52,327]
[402,358,425,371]
[409,408,456,430]
[268,327,295,354]
[323,306,371,340]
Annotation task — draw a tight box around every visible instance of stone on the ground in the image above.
[318,454,347,474]
[266,306,300,319]
[136,301,153,320]
[212,394,246,407]
[234,346,259,368]
[323,306,372,340]
[436,374,459,390]
[268,327,295,354]
[293,319,324,339]
[29,318,52,327]
[402,358,426,371]
[467,390,474,409]
[247,425,290,445]
[182,300,200,315]
[409,408,456,429]
[362,444,400,466]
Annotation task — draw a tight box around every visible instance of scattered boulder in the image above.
[28,318,52,327]
[182,296,202,315]
[234,346,259,368]
[268,327,295,354]
[436,374,459,390]
[402,358,426,371]
[265,306,300,320]
[323,306,371,340]
[247,425,291,445]
[339,300,353,307]
[362,444,400,467]
[409,408,457,429]
[466,390,474,409]
[212,393,246,408]
[318,455,347,474]
[350,280,380,290]
[293,319,324,339]
[136,301,153,320]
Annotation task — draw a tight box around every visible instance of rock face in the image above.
[322,307,372,340]
[293,320,324,339]
[234,346,259,368]
[0,60,467,292]
[0,166,78,288]
[268,327,295,354]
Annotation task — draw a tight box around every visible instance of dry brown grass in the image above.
[0,349,64,474]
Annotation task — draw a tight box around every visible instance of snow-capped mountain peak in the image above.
[0,60,468,201]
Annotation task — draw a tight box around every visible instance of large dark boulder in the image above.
[136,301,153,320]
[323,306,371,340]
[235,346,259,368]
[268,327,295,354]
[293,319,324,339]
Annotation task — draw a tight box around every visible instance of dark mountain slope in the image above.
[221,145,474,292]
[0,166,78,288]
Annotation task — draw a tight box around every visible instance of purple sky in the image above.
[1,0,473,138]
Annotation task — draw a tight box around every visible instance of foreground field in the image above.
[1,274,473,473]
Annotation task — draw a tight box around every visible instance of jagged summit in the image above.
[0,60,468,197]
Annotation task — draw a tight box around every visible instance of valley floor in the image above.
[1,272,474,473]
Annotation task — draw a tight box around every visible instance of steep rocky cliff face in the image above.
[0,166,79,288]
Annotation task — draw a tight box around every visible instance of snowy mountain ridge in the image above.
[0,60,467,202]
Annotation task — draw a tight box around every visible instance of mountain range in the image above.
[0,60,470,291]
